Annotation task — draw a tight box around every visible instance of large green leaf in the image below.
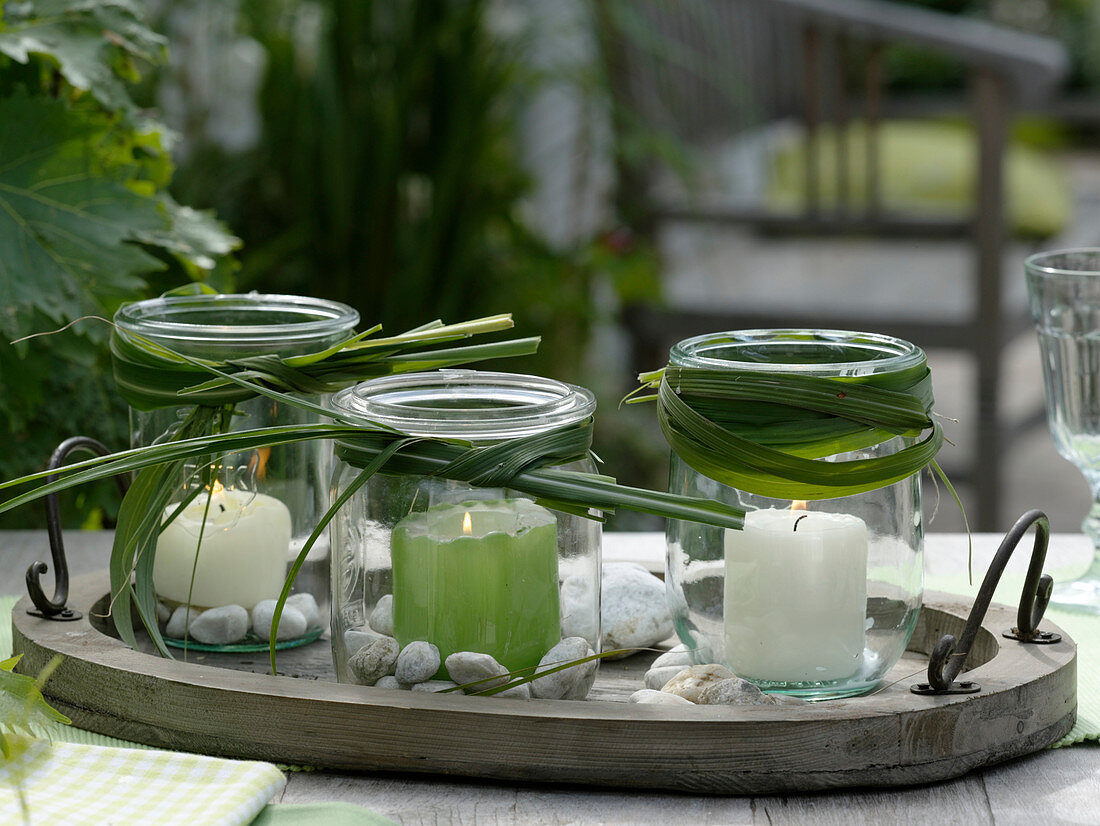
[0,91,169,340]
[0,0,166,111]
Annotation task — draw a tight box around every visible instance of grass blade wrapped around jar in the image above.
[628,329,960,700]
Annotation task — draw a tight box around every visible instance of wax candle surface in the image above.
[391,498,560,677]
[154,488,292,611]
[724,508,868,683]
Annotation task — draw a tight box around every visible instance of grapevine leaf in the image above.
[0,90,168,341]
[0,0,167,111]
[135,194,243,271]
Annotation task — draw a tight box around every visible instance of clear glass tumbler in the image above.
[1026,249,1100,612]
[665,330,925,700]
[115,293,360,650]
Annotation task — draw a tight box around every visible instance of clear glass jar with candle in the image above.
[328,370,601,697]
[664,330,926,700]
[114,293,360,651]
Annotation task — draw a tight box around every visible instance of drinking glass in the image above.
[1026,249,1100,611]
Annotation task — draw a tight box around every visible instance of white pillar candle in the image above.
[724,507,868,683]
[154,487,292,610]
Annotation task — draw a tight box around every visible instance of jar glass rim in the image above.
[114,293,360,346]
[669,329,925,376]
[330,370,596,440]
[1025,248,1100,278]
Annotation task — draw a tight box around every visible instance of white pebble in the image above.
[344,627,383,656]
[644,665,687,691]
[349,637,400,686]
[630,689,694,706]
[188,605,249,645]
[411,680,459,694]
[651,645,693,670]
[493,682,531,700]
[661,664,737,703]
[369,595,394,636]
[251,600,307,642]
[530,637,597,700]
[698,677,778,706]
[395,641,440,685]
[374,676,409,690]
[286,593,321,628]
[166,605,198,638]
[445,651,510,691]
[601,563,673,658]
[156,602,172,626]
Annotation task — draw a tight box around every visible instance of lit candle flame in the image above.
[791,500,808,512]
[462,511,473,535]
[249,447,272,482]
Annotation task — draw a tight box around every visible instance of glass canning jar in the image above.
[328,370,601,696]
[114,293,359,651]
[664,330,926,700]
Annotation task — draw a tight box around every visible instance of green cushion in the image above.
[767,120,1070,238]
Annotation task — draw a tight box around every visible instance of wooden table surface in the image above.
[3,529,1098,825]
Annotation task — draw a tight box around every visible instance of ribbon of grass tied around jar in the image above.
[1,296,747,695]
[626,330,965,700]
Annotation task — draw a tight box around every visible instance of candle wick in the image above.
[218,504,226,513]
[792,514,809,532]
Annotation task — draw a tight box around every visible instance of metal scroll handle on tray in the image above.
[912,509,1061,696]
[25,436,130,622]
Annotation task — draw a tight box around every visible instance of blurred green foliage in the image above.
[169,0,629,369]
[0,0,239,529]
[163,0,661,490]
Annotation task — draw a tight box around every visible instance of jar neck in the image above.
[669,329,925,379]
[114,293,359,359]
[330,370,596,441]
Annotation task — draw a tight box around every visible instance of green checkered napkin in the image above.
[1,597,393,825]
[0,734,284,825]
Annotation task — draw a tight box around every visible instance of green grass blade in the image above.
[268,436,420,675]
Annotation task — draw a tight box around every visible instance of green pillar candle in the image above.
[391,498,561,678]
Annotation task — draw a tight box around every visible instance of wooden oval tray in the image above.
[12,572,1076,794]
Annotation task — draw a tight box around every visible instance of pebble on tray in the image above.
[600,563,673,658]
[660,664,737,703]
[629,689,694,706]
[369,595,394,636]
[395,641,441,685]
[444,652,510,691]
[344,627,384,656]
[286,592,321,628]
[349,637,400,686]
[411,680,458,694]
[529,637,597,700]
[165,605,199,639]
[188,604,250,645]
[251,600,307,642]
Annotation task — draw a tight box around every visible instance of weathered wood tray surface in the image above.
[12,572,1076,794]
